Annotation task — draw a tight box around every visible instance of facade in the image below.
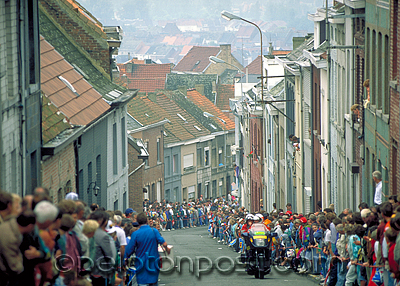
[0,0,42,195]
[363,0,390,206]
[40,0,136,210]
[389,0,400,195]
[127,115,149,212]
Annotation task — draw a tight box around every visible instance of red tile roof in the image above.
[244,55,261,75]
[236,26,256,38]
[272,50,291,56]
[173,46,220,73]
[127,94,194,144]
[40,36,110,126]
[186,89,235,130]
[119,63,171,93]
[152,93,210,138]
[216,84,234,111]
[127,78,166,93]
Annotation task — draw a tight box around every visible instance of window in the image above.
[188,185,195,200]
[123,191,127,211]
[121,117,126,167]
[157,138,161,162]
[30,151,37,192]
[212,180,217,198]
[28,0,39,84]
[96,155,101,192]
[219,178,224,196]
[57,188,63,204]
[165,156,170,176]
[114,200,118,211]
[384,35,389,114]
[78,169,84,194]
[183,153,194,169]
[113,123,118,174]
[204,148,209,166]
[88,162,92,185]
[218,148,223,166]
[173,154,178,173]
[197,148,203,167]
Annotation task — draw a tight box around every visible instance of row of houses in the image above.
[0,0,240,210]
[232,0,400,213]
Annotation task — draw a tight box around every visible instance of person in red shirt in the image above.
[241,214,254,234]
[386,228,400,281]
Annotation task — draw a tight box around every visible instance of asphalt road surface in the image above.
[158,226,318,286]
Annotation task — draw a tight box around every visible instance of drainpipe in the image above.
[310,60,315,210]
[299,64,305,213]
[19,0,27,196]
[276,115,280,208]
[326,0,331,208]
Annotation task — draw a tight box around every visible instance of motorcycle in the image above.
[241,223,278,279]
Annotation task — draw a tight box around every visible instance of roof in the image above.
[216,84,235,111]
[150,92,211,138]
[128,136,149,159]
[163,90,224,133]
[40,36,110,126]
[236,26,257,38]
[127,94,190,144]
[267,79,285,97]
[272,50,291,56]
[165,73,218,102]
[39,6,130,101]
[119,63,171,93]
[173,46,220,73]
[287,35,315,61]
[127,113,143,131]
[186,89,235,130]
[244,56,261,75]
[42,94,72,144]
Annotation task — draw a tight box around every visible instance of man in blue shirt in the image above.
[125,212,171,286]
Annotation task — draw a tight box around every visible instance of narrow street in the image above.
[159,226,316,286]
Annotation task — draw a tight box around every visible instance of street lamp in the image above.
[221,11,264,101]
[87,182,100,196]
[221,10,265,212]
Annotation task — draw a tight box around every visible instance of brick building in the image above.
[127,115,149,212]
[389,0,400,195]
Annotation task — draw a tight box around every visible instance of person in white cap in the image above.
[65,192,78,201]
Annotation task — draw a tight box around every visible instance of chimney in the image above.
[219,44,231,54]
[268,42,273,55]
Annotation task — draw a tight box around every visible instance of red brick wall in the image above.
[40,0,110,75]
[389,0,400,195]
[128,143,144,212]
[354,15,365,200]
[41,143,76,204]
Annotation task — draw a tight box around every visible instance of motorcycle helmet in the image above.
[245,214,254,221]
[255,213,264,221]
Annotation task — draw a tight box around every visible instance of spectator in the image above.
[373,170,387,205]
[0,210,36,284]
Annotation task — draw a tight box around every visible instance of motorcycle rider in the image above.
[241,214,255,233]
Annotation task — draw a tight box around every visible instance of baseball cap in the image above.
[125,208,134,215]
[286,211,292,215]
[300,217,307,224]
